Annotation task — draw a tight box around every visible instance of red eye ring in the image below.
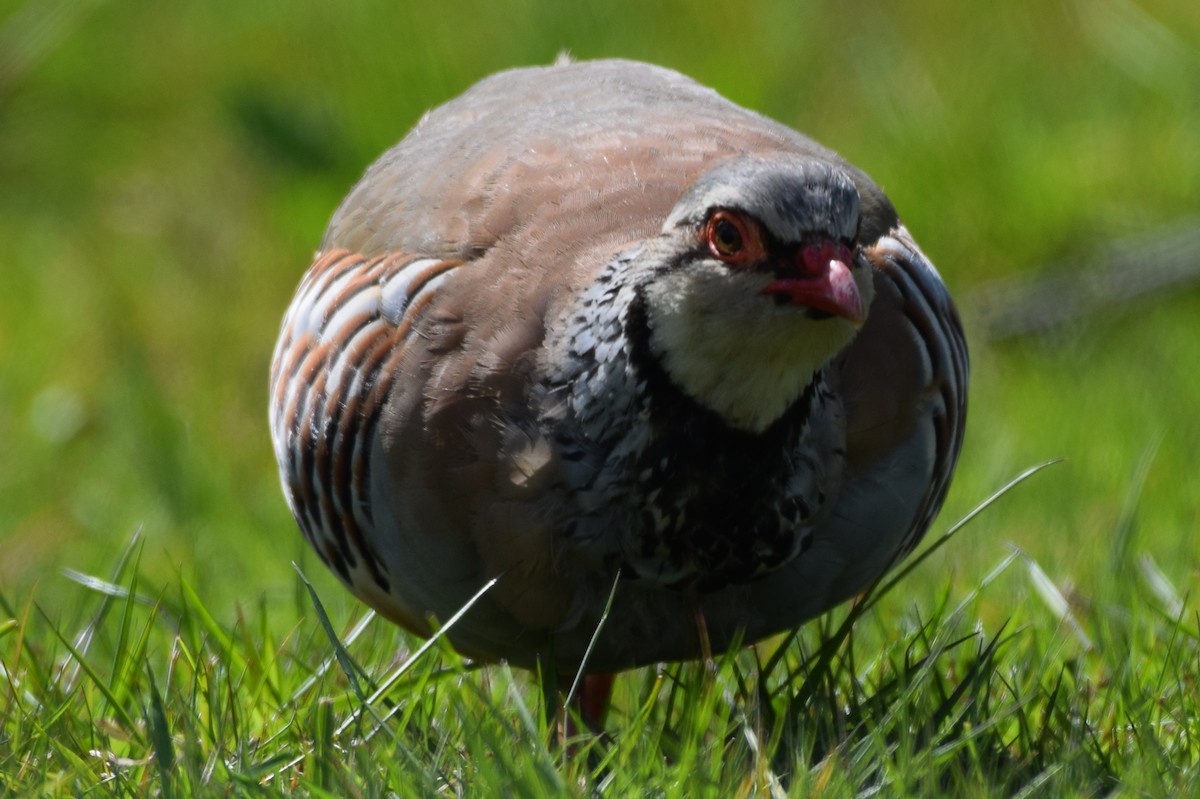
[703,211,763,265]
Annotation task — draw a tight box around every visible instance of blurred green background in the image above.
[2,0,1198,622]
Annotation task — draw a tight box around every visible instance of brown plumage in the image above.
[269,59,968,677]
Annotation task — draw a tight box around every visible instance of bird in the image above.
[269,58,968,709]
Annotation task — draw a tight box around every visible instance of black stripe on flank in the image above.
[329,326,398,591]
[272,250,462,596]
[292,250,360,312]
[310,314,388,569]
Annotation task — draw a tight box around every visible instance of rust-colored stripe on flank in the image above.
[309,253,463,592]
[308,305,388,570]
[309,248,375,291]
[272,330,314,411]
[310,363,363,572]
[337,257,462,588]
[292,249,360,304]
[293,381,331,572]
[298,348,347,562]
[286,251,366,333]
[294,353,331,530]
[392,276,445,338]
[334,326,397,496]
[377,253,462,322]
[270,344,300,442]
[272,248,463,595]
[317,261,389,324]
[341,338,414,579]
[274,257,363,394]
[325,324,399,590]
[272,250,379,585]
[400,256,461,292]
[356,339,410,456]
[315,415,358,571]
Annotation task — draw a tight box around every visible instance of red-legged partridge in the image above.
[270,59,968,677]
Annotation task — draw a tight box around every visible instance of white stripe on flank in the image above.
[406,270,451,313]
[322,284,382,345]
[289,259,352,335]
[381,258,445,324]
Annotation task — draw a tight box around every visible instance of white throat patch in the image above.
[644,263,865,433]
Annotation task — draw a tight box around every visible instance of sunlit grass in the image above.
[4,467,1199,796]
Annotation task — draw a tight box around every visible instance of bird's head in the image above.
[641,155,875,433]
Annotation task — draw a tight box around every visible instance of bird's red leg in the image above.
[576,673,615,730]
[693,604,714,667]
[556,671,615,745]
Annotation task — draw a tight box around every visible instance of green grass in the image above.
[5,471,1200,796]
[3,0,1200,795]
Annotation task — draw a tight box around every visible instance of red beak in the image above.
[761,242,864,324]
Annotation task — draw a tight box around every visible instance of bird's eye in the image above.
[711,217,743,255]
[703,211,761,264]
